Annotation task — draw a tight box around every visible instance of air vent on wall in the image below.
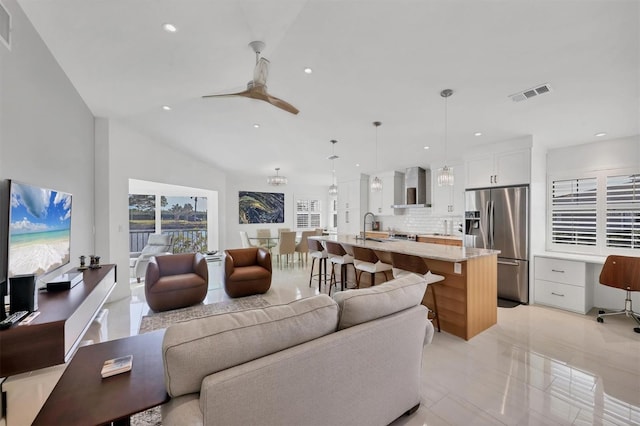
[0,0,10,50]
[509,83,552,102]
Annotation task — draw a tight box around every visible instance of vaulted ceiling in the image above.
[18,0,640,184]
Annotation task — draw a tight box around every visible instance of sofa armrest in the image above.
[256,248,272,273]
[224,252,235,278]
[145,257,160,287]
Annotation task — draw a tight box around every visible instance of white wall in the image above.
[225,172,327,249]
[0,0,95,286]
[94,119,227,301]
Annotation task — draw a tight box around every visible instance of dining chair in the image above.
[272,231,297,267]
[295,231,316,264]
[256,229,272,248]
[239,231,256,249]
[391,252,444,332]
[596,255,640,333]
[352,246,392,288]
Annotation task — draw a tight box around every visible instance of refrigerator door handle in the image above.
[488,200,495,248]
[498,259,520,266]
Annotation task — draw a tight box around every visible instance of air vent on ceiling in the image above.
[509,83,552,102]
[0,0,10,50]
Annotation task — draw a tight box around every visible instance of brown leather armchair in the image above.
[224,247,272,298]
[145,253,208,312]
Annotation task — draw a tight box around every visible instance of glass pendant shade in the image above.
[328,140,339,196]
[370,121,383,192]
[437,165,455,186]
[371,176,383,192]
[328,183,338,196]
[438,89,455,187]
[267,168,287,186]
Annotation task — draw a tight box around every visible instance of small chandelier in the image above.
[328,140,339,196]
[267,167,288,186]
[370,121,383,192]
[437,89,455,186]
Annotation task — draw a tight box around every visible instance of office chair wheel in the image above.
[597,317,604,323]
[598,309,605,315]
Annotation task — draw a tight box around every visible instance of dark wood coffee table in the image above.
[33,329,169,426]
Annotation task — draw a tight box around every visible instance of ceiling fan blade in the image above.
[202,88,252,99]
[253,57,270,86]
[264,92,299,115]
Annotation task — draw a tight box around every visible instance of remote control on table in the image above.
[0,311,29,330]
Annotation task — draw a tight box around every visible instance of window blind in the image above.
[551,178,597,246]
[606,174,640,249]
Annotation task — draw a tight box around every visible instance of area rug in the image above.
[138,294,271,334]
[131,295,271,426]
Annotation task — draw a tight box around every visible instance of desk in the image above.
[33,330,169,426]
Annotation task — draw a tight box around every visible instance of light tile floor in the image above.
[107,259,640,426]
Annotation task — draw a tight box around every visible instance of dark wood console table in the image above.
[33,330,169,426]
[0,265,117,377]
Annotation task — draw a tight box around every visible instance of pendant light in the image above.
[328,140,339,196]
[370,121,383,192]
[267,167,288,186]
[437,89,455,186]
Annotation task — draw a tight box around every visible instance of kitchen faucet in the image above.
[363,211,375,239]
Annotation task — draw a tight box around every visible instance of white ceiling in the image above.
[17,0,640,185]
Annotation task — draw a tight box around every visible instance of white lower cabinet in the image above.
[534,256,592,314]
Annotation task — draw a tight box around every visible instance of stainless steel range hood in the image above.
[392,167,432,208]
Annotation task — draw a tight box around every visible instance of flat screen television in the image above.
[7,180,72,278]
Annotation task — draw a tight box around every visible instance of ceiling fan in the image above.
[202,41,299,115]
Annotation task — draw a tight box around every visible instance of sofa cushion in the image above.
[332,274,427,330]
[162,294,339,397]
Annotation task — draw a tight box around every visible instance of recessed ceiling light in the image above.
[253,123,260,128]
[355,163,360,167]
[423,146,430,150]
[474,132,483,137]
[162,23,177,33]
[595,132,607,137]
[162,105,171,111]
[304,67,313,74]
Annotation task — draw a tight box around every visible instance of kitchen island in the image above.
[311,234,500,340]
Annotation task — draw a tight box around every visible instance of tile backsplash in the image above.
[375,209,463,236]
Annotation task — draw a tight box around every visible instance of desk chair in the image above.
[325,241,356,295]
[597,255,640,333]
[391,252,445,332]
[352,246,392,288]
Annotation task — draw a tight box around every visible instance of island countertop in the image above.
[311,234,499,262]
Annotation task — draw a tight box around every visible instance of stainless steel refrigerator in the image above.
[465,186,529,303]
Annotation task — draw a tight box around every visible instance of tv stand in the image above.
[0,265,116,426]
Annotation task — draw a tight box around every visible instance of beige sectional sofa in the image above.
[161,274,434,426]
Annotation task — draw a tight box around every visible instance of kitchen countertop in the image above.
[311,234,499,262]
[416,233,462,241]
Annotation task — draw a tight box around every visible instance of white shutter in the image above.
[551,178,597,246]
[606,174,640,249]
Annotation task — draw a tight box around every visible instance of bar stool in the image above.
[391,252,444,332]
[325,241,356,295]
[352,246,392,288]
[308,239,329,292]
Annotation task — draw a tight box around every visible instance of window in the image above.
[550,178,597,246]
[296,199,321,229]
[606,174,640,249]
[548,171,640,255]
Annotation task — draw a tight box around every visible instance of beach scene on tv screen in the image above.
[9,182,72,277]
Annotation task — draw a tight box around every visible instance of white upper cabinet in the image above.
[369,171,404,216]
[466,148,531,189]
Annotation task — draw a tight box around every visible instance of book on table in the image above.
[101,355,133,378]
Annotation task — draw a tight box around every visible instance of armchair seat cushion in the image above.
[227,265,271,282]
[149,273,206,292]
